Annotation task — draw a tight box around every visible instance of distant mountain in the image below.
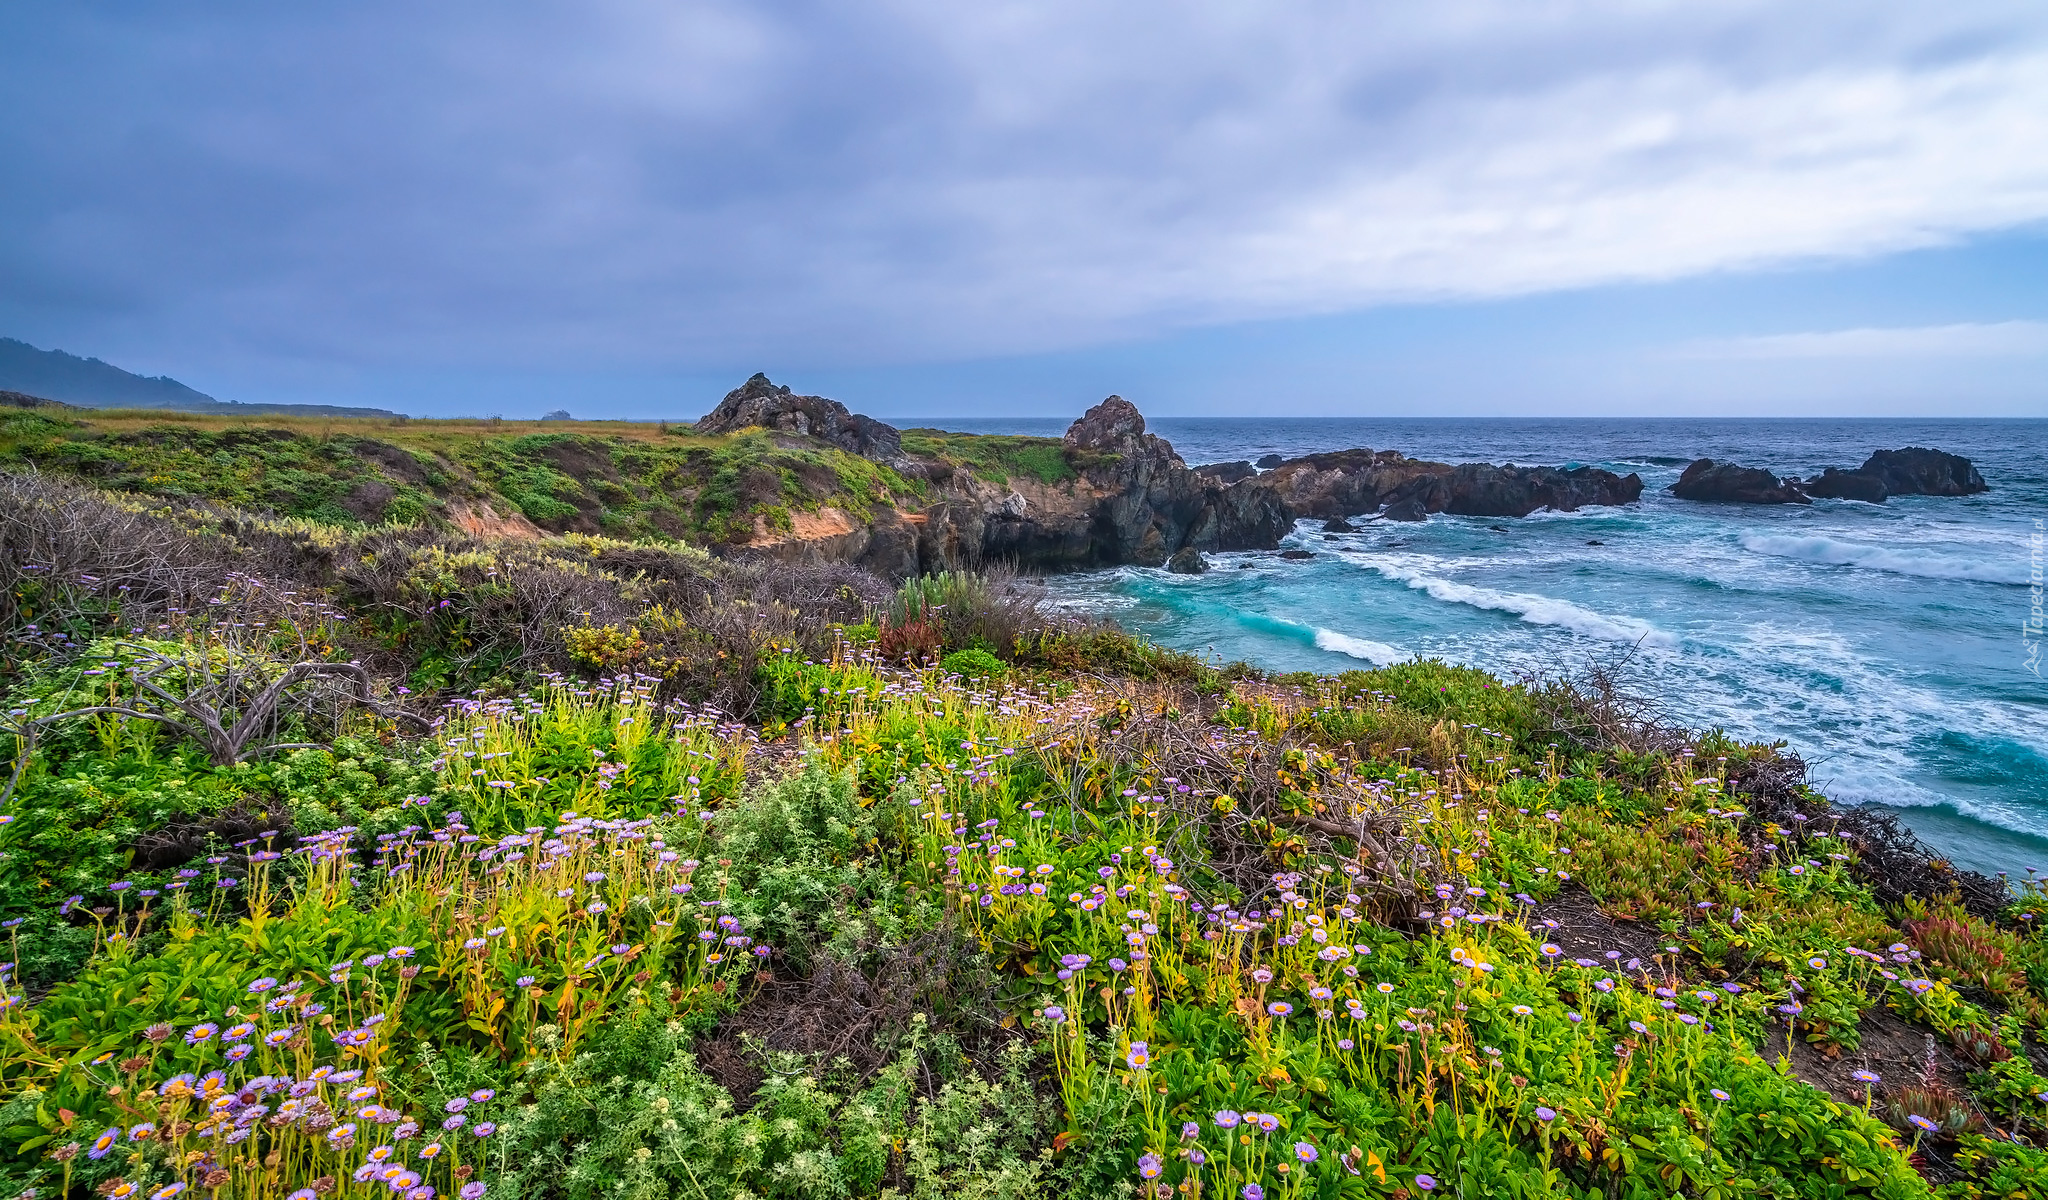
[0,337,401,419]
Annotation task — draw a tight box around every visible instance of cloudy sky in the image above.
[3,1,2045,418]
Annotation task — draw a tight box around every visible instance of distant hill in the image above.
[0,337,400,419]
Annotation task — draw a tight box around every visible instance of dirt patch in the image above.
[538,437,623,484]
[130,803,297,873]
[747,507,859,547]
[445,499,543,540]
[351,439,431,486]
[693,927,1020,1109]
[1524,887,1672,966]
[340,479,396,521]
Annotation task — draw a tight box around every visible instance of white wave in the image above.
[1313,628,1407,665]
[1359,559,1681,649]
[1741,534,2029,585]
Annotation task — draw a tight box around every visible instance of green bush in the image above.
[940,648,1005,680]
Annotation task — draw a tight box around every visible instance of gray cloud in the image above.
[2,0,2045,381]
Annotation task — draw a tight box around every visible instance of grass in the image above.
[0,410,930,546]
[3,477,2048,1199]
[898,430,1078,487]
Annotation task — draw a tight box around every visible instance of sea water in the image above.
[890,416,2048,877]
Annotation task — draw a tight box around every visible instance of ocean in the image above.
[888,416,2048,877]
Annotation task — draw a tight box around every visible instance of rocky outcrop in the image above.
[1806,467,1888,504]
[1670,459,1810,505]
[1194,460,1256,485]
[1253,450,1642,520]
[698,373,925,478]
[1856,447,1987,497]
[1166,547,1208,574]
[1255,453,1285,469]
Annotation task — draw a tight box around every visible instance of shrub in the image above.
[940,648,1005,680]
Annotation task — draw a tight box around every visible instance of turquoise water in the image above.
[894,417,2048,877]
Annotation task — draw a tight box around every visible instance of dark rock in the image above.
[1279,549,1317,560]
[540,409,573,421]
[699,373,923,477]
[1490,525,1508,532]
[1255,453,1285,469]
[1166,547,1208,574]
[1669,459,1810,505]
[1323,516,1358,532]
[1237,562,1254,569]
[1252,449,1641,521]
[1381,496,1428,522]
[1806,467,1888,504]
[1586,540,1603,546]
[1193,460,1256,484]
[1856,447,1987,497]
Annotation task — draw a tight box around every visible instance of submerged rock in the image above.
[1669,459,1810,505]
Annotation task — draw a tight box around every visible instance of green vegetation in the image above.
[899,429,1078,487]
[0,409,929,546]
[3,470,2048,1199]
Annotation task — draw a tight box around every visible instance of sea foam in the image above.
[1312,628,1407,665]
[1358,558,1681,649]
[1741,535,2029,585]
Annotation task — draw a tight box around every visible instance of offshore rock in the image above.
[1857,447,1987,497]
[1166,547,1208,574]
[1255,450,1642,520]
[1194,460,1256,484]
[1670,459,1810,505]
[1806,467,1889,504]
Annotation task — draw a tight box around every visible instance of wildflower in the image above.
[1539,944,1562,958]
[1138,1153,1164,1180]
[1513,1005,1534,1016]
[1181,1122,1200,1140]
[1711,1089,1730,1101]
[1415,1175,1437,1191]
[1377,982,1395,993]
[1042,1005,1066,1023]
[127,1123,158,1141]
[1294,1142,1318,1163]
[152,1186,187,1200]
[1255,1113,1281,1132]
[1852,1070,1880,1084]
[88,1128,119,1159]
[1268,1001,1293,1017]
[472,1122,496,1137]
[185,1022,219,1045]
[1908,1115,1939,1132]
[1215,1109,1241,1129]
[461,1187,487,1200]
[1534,1106,1556,1122]
[1808,957,1827,970]
[1125,1042,1152,1070]
[1241,1187,1264,1200]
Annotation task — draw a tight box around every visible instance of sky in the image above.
[2,1,2046,419]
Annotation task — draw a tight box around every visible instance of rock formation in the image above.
[1805,467,1888,504]
[1669,459,1810,505]
[1855,447,1987,497]
[1255,450,1643,520]
[698,373,925,478]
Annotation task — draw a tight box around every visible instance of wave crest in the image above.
[1357,558,1681,648]
[1313,628,1407,665]
[1742,535,2028,585]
